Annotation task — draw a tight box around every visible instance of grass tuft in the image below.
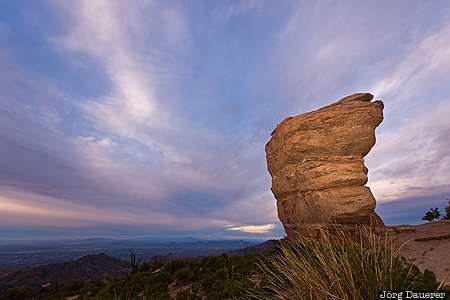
[243,226,440,300]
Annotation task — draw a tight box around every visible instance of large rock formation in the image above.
[266,93,384,240]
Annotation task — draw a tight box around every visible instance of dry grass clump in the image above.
[244,226,437,300]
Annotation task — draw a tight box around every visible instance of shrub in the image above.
[176,288,201,300]
[175,266,197,282]
[0,287,33,300]
[64,279,85,292]
[443,199,450,220]
[93,271,171,299]
[422,207,441,221]
[243,226,440,300]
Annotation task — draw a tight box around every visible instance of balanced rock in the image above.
[266,93,385,240]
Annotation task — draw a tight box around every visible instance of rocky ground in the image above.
[390,220,450,285]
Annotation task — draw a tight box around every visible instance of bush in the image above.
[175,266,197,282]
[422,207,441,221]
[443,200,450,220]
[64,279,85,292]
[166,259,188,274]
[93,271,171,299]
[243,226,440,300]
[0,287,33,300]
[176,288,201,300]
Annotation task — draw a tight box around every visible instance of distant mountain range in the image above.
[0,238,260,269]
[0,253,130,291]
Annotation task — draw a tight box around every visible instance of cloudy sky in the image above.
[1,0,449,240]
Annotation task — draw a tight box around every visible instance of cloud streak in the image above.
[227,224,276,234]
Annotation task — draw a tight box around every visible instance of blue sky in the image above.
[1,0,450,240]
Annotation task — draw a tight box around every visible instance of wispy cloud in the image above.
[227,224,276,234]
[1,1,449,238]
[367,101,450,202]
[269,1,450,112]
[0,187,177,227]
[54,0,174,134]
[370,24,450,106]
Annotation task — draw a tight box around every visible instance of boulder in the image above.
[266,93,384,240]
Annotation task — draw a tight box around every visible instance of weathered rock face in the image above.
[266,93,385,240]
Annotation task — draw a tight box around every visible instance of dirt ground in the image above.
[388,220,450,286]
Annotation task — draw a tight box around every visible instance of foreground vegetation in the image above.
[244,228,444,300]
[1,228,448,300]
[1,250,266,300]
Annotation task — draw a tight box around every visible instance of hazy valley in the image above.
[0,238,257,270]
